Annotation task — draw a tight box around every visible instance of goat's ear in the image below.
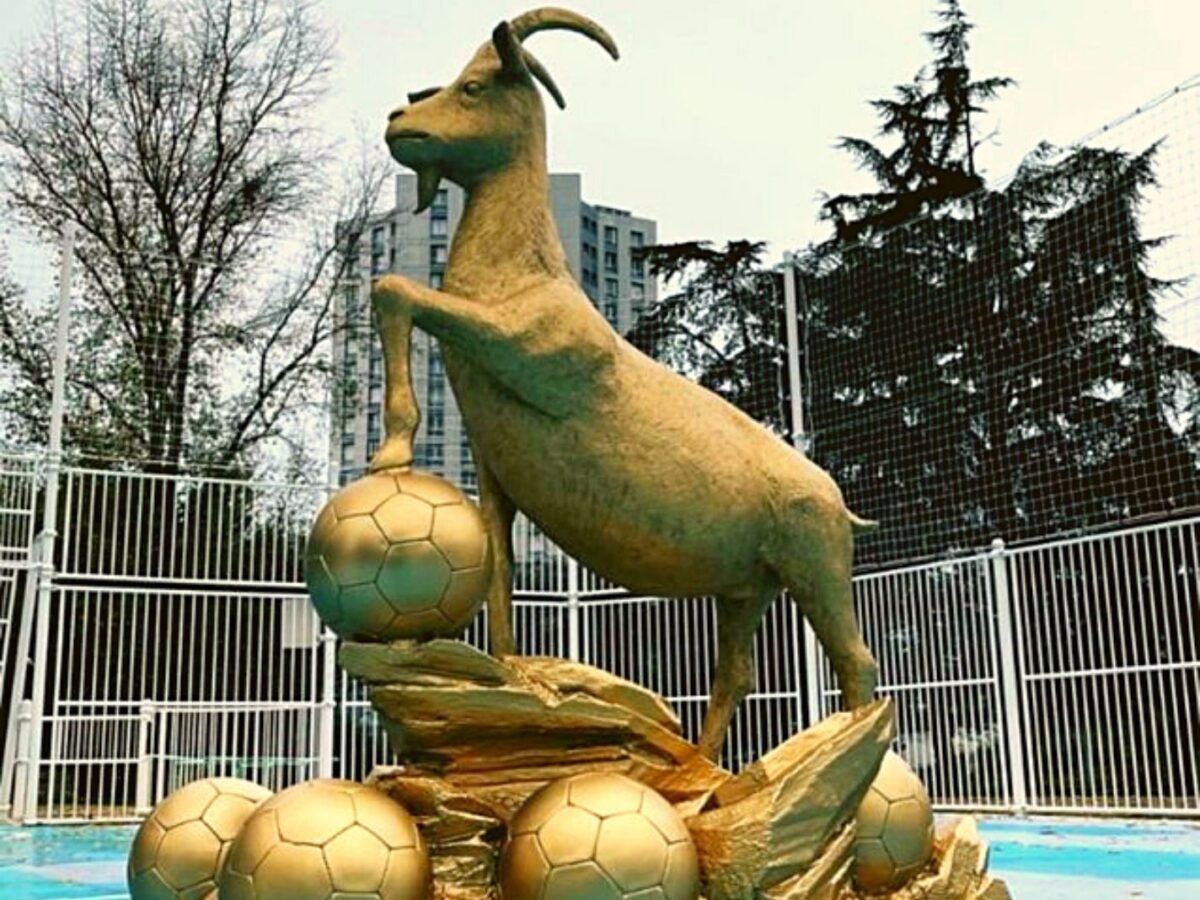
[407,86,442,104]
[492,21,528,78]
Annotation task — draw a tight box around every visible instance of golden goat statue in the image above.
[371,7,878,758]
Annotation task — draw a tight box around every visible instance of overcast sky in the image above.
[313,0,1199,260]
[3,0,1197,260]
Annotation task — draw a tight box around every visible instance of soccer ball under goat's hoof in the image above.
[127,776,271,900]
[500,772,700,900]
[305,468,490,641]
[853,751,935,892]
[218,777,431,900]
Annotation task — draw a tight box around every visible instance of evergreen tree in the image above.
[627,240,789,434]
[800,0,1200,564]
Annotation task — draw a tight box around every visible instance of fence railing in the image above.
[2,456,1198,822]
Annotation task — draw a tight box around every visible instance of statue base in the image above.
[339,640,1008,900]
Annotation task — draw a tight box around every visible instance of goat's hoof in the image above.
[369,440,413,473]
[838,655,879,710]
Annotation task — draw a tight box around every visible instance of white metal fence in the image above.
[0,454,1197,821]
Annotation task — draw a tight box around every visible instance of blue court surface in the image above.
[0,817,1197,899]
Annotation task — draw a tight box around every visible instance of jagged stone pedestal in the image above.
[339,640,1007,900]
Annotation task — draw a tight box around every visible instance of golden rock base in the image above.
[339,640,1008,900]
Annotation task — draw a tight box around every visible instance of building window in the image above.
[459,441,476,490]
[431,244,447,266]
[371,253,386,275]
[630,230,644,248]
[631,282,645,302]
[604,251,618,273]
[430,271,443,289]
[582,215,596,236]
[603,225,618,248]
[631,255,645,278]
[426,407,444,439]
[431,217,448,238]
[603,300,618,326]
[367,409,381,453]
[605,278,619,300]
[431,187,449,217]
[370,226,385,253]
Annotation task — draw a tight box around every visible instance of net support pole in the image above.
[566,556,581,662]
[317,627,338,779]
[18,222,75,822]
[782,255,822,729]
[990,538,1029,812]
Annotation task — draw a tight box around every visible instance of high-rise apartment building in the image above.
[334,173,657,485]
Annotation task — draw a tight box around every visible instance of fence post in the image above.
[135,701,155,815]
[9,701,33,822]
[566,556,581,662]
[990,538,1028,813]
[317,627,338,778]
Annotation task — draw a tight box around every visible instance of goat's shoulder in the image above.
[495,276,618,364]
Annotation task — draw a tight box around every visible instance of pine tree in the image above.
[800,1,1200,564]
[627,240,789,433]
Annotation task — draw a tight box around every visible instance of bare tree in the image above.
[0,0,383,472]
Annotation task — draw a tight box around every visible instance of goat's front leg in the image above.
[371,274,513,356]
[369,291,418,472]
[699,590,776,760]
[475,459,517,656]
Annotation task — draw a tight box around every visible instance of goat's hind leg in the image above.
[698,589,776,761]
[770,519,877,711]
[476,460,517,656]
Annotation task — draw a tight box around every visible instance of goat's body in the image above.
[441,279,844,600]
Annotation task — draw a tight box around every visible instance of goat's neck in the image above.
[446,153,568,300]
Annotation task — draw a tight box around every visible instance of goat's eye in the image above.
[462,81,484,97]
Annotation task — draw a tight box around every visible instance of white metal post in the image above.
[566,556,581,662]
[14,224,75,823]
[0,542,42,820]
[990,538,1029,812]
[317,627,337,778]
[135,701,155,815]
[781,256,822,728]
[9,700,33,820]
[781,254,806,447]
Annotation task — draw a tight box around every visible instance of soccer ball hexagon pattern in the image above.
[499,772,700,900]
[127,776,271,900]
[305,469,490,641]
[853,751,935,893]
[217,778,430,900]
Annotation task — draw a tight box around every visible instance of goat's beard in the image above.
[414,165,443,214]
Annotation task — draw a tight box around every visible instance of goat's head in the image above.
[385,7,618,211]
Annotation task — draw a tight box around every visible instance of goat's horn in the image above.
[491,22,528,77]
[522,49,565,109]
[509,7,620,60]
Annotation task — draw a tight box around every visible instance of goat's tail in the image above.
[847,509,880,533]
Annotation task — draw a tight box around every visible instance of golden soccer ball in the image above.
[305,468,490,641]
[127,777,271,900]
[500,772,700,900]
[853,751,935,892]
[218,777,430,900]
